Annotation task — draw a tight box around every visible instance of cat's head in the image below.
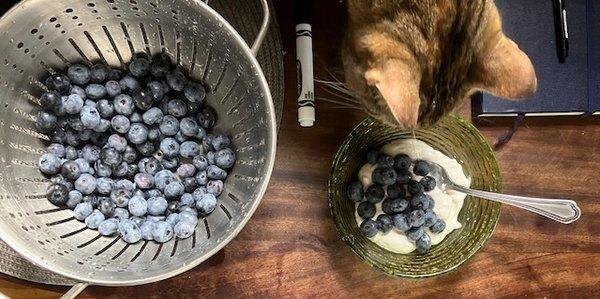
[343,1,537,128]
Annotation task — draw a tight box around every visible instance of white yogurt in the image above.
[355,139,471,254]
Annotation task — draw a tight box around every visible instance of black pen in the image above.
[553,0,569,63]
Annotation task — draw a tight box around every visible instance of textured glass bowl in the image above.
[329,115,502,278]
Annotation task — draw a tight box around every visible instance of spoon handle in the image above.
[449,185,581,224]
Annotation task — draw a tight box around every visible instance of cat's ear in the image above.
[472,8,537,99]
[364,59,421,128]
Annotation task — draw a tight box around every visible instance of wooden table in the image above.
[1,1,599,297]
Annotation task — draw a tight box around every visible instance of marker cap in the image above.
[298,106,315,127]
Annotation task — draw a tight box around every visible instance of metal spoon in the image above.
[428,162,581,224]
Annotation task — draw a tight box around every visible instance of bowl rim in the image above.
[328,115,502,278]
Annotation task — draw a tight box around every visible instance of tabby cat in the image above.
[343,0,537,128]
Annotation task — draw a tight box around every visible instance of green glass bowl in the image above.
[329,115,502,278]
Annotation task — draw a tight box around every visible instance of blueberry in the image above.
[112,162,129,177]
[38,153,62,175]
[195,171,208,186]
[159,137,180,158]
[392,213,411,231]
[134,173,154,189]
[147,215,165,222]
[45,144,65,160]
[377,214,393,233]
[81,105,101,129]
[54,98,68,117]
[206,165,227,180]
[413,160,431,176]
[183,82,206,103]
[90,64,109,83]
[62,94,85,114]
[408,180,424,195]
[178,211,198,225]
[60,160,81,181]
[196,193,217,216]
[167,200,181,214]
[167,99,187,117]
[164,181,185,198]
[51,174,72,189]
[182,177,198,193]
[346,181,364,203]
[147,80,165,101]
[174,221,195,239]
[192,155,209,171]
[65,130,80,146]
[40,91,62,111]
[150,53,171,77]
[105,80,122,98]
[166,213,180,227]
[119,76,140,93]
[147,127,162,142]
[396,169,412,184]
[109,115,129,134]
[179,141,200,158]
[166,69,187,91]
[159,115,179,136]
[110,188,132,208]
[207,151,216,165]
[119,219,142,244]
[74,174,96,195]
[122,146,138,164]
[115,179,134,191]
[107,68,122,81]
[145,158,163,175]
[127,123,149,144]
[129,57,150,77]
[84,210,105,229]
[423,209,438,227]
[35,111,58,133]
[71,86,88,100]
[357,202,376,219]
[377,154,394,168]
[197,107,216,129]
[386,183,406,199]
[175,131,189,143]
[85,84,107,100]
[46,184,69,207]
[128,195,148,217]
[142,107,163,125]
[74,158,92,174]
[94,161,112,177]
[98,197,116,217]
[178,117,198,137]
[95,177,114,195]
[430,219,446,234]
[132,88,153,111]
[67,64,91,85]
[180,193,195,207]
[381,198,409,215]
[215,149,236,169]
[420,176,436,191]
[187,101,200,114]
[98,219,119,236]
[408,209,426,227]
[90,131,108,146]
[113,207,130,220]
[67,190,83,209]
[73,202,94,220]
[113,94,135,115]
[211,135,230,151]
[140,221,155,240]
[106,135,126,153]
[407,226,424,241]
[136,141,156,157]
[416,233,432,253]
[372,167,397,186]
[207,180,224,196]
[366,150,379,165]
[176,164,196,178]
[46,73,71,94]
[360,219,379,238]
[101,147,122,167]
[152,221,173,243]
[202,134,214,152]
[394,154,412,170]
[147,196,168,215]
[365,185,384,204]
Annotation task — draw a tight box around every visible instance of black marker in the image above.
[553,0,569,63]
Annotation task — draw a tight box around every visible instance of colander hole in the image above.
[171,9,178,14]
[72,16,79,20]
[132,7,139,11]
[112,6,118,10]
[130,0,137,4]
[61,30,66,34]
[57,252,63,256]
[11,65,16,69]
[77,261,83,265]
[30,29,38,34]
[45,41,50,45]
[88,2,95,7]
[92,9,98,13]
[107,0,114,3]
[55,23,61,28]
[24,48,29,53]
[149,2,156,7]
[8,213,14,218]
[65,8,73,13]
[49,17,57,22]
[38,35,44,40]
[31,54,35,58]
[78,23,83,27]
[16,42,23,48]
[153,10,159,14]
[96,17,102,20]
[21,225,28,231]
[38,240,44,245]
[116,14,121,18]
[135,13,140,17]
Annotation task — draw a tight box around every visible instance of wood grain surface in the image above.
[0,0,599,298]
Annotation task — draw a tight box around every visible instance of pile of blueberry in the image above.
[35,54,236,244]
[347,150,446,253]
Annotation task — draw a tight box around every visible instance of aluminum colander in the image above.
[0,0,276,296]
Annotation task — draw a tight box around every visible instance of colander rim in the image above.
[0,0,277,286]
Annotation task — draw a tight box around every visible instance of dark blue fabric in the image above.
[474,0,588,115]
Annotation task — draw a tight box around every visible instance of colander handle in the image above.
[60,283,88,299]
[203,0,270,56]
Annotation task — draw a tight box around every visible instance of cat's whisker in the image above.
[327,106,364,110]
[319,87,361,104]
[325,83,357,99]
[315,79,348,87]
[315,96,359,108]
